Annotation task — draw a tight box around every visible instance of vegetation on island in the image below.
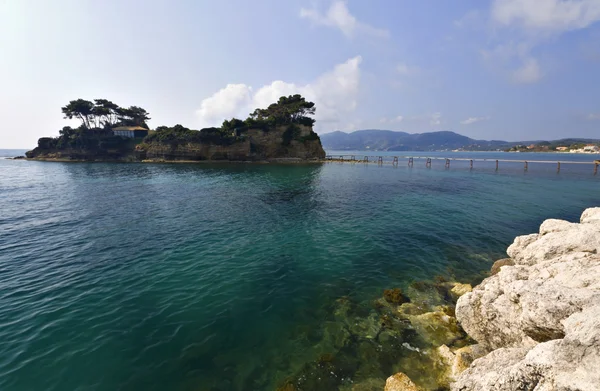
[27,94,324,160]
[61,99,150,129]
[144,94,318,146]
[32,99,151,152]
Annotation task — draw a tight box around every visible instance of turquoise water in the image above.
[0,152,599,390]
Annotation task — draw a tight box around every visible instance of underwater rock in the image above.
[384,372,421,391]
[348,312,382,340]
[407,310,464,347]
[333,296,353,321]
[320,321,351,351]
[434,344,486,386]
[489,258,514,276]
[337,377,386,391]
[396,302,428,317]
[349,377,386,391]
[383,288,410,305]
[449,283,472,301]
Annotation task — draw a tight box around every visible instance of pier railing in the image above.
[324,155,600,174]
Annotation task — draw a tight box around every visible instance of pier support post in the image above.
[496,160,499,171]
[408,157,413,167]
[557,162,560,173]
[595,163,598,175]
[426,158,432,168]
[470,159,473,169]
[524,161,528,171]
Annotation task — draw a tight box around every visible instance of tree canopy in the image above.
[247,94,316,127]
[61,99,150,129]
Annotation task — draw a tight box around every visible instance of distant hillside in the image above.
[319,129,600,151]
[320,130,497,151]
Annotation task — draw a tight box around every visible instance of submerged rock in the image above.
[383,288,410,305]
[449,283,472,301]
[454,207,600,390]
[407,310,464,347]
[384,372,421,391]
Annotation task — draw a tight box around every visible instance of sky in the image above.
[1,0,600,148]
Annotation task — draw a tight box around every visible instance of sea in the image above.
[0,149,599,391]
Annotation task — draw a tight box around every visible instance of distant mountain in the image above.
[320,130,494,151]
[319,130,600,152]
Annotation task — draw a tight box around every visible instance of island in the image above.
[25,94,326,162]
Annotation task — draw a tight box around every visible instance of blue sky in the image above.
[1,0,600,148]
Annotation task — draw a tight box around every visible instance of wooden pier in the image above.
[325,155,600,175]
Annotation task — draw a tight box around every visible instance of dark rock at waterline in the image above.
[12,156,25,159]
[490,258,514,275]
[383,288,410,304]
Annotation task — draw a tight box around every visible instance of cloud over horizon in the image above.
[196,56,363,130]
[461,116,491,125]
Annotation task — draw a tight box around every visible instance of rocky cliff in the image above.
[452,208,600,391]
[26,124,326,162]
[140,125,325,162]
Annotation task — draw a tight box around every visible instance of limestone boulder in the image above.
[384,372,421,391]
[453,208,600,391]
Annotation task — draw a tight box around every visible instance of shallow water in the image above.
[0,152,599,390]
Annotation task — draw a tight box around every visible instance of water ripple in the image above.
[0,158,598,390]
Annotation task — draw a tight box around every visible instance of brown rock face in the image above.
[143,125,325,162]
[28,124,326,162]
[384,372,421,391]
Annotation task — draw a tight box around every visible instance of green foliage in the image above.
[62,99,95,129]
[144,124,236,145]
[61,98,150,129]
[35,125,127,151]
[221,118,245,132]
[282,124,301,146]
[300,130,320,142]
[247,94,316,128]
[117,106,150,128]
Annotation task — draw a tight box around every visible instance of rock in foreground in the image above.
[454,207,600,391]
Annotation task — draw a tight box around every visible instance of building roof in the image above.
[112,126,148,131]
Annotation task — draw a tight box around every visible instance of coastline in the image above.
[23,157,326,164]
[380,207,600,391]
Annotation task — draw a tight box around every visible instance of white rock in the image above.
[580,207,600,224]
[454,207,600,391]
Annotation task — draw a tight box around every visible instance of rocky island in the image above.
[26,94,326,162]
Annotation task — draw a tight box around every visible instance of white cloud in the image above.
[588,113,600,120]
[196,56,363,128]
[461,116,490,125]
[300,0,389,38]
[430,112,442,126]
[511,57,542,83]
[396,63,419,75]
[196,84,252,125]
[484,0,600,83]
[379,116,403,124]
[492,0,600,33]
